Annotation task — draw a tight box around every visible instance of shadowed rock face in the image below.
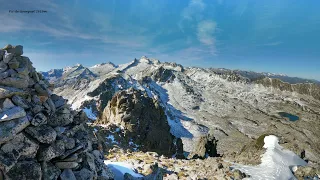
[254,77,320,101]
[99,88,175,156]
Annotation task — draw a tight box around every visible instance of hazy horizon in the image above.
[1,0,319,80]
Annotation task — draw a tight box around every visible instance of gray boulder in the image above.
[34,83,49,96]
[47,112,73,127]
[0,49,5,60]
[74,168,95,180]
[1,133,39,159]
[0,86,26,99]
[6,161,42,180]
[41,161,61,180]
[2,44,12,50]
[0,116,30,144]
[55,161,79,169]
[31,112,47,126]
[1,98,15,110]
[0,60,8,73]
[0,150,20,173]
[64,137,76,150]
[3,53,13,63]
[7,57,19,69]
[0,77,29,89]
[0,106,26,122]
[7,45,23,56]
[0,71,9,79]
[60,169,76,180]
[11,95,29,109]
[25,125,57,144]
[37,140,65,161]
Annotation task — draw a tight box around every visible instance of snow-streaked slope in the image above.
[232,135,307,180]
[46,56,320,165]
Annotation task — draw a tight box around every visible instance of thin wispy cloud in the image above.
[181,0,205,21]
[257,41,283,46]
[197,20,217,55]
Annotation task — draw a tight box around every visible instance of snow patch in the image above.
[232,135,307,180]
[104,161,143,180]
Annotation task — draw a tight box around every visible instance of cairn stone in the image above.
[60,169,76,180]
[0,116,30,144]
[3,53,13,63]
[0,106,26,122]
[11,95,29,109]
[7,57,19,69]
[0,86,25,99]
[6,161,42,180]
[1,133,39,159]
[25,125,57,144]
[0,49,5,60]
[2,44,12,50]
[0,61,8,73]
[7,45,23,56]
[37,140,65,161]
[41,161,61,180]
[30,112,47,126]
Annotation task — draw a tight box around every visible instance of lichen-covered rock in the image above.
[6,45,23,56]
[30,112,47,126]
[37,140,65,161]
[0,116,30,144]
[0,106,26,122]
[1,133,39,159]
[0,86,26,99]
[0,61,8,73]
[25,125,57,144]
[11,95,29,109]
[74,168,95,180]
[41,161,61,180]
[34,83,50,96]
[6,161,42,180]
[47,112,73,127]
[7,57,19,69]
[0,77,29,89]
[0,150,20,173]
[3,53,13,63]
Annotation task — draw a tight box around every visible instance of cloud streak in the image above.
[197,20,217,55]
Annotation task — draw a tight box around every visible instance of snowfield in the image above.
[232,135,308,180]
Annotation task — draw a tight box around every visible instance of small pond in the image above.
[278,112,299,122]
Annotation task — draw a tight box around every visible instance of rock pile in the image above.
[0,44,113,179]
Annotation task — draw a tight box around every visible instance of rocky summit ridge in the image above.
[0,44,114,179]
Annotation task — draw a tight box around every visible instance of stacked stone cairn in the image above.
[0,45,114,179]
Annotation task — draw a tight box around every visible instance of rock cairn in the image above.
[0,45,114,179]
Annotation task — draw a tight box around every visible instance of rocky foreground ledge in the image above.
[0,45,114,179]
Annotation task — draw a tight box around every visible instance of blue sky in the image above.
[1,0,320,80]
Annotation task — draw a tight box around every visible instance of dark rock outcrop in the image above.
[99,88,175,156]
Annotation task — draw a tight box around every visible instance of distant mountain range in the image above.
[40,56,320,165]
